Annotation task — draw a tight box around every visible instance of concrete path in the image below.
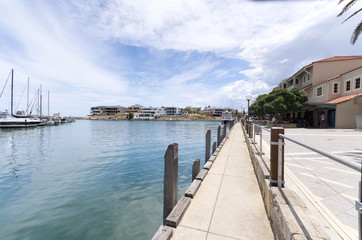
[171,123,274,240]
[253,127,362,240]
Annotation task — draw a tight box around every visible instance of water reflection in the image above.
[0,120,219,240]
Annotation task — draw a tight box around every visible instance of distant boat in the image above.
[0,69,41,128]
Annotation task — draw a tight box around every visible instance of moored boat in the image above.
[0,111,41,128]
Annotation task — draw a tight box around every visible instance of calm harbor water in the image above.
[0,120,219,240]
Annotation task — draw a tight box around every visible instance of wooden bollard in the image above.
[163,143,178,224]
[246,121,249,135]
[192,159,200,181]
[212,141,216,154]
[249,123,253,138]
[270,127,284,187]
[205,130,211,163]
[217,125,221,146]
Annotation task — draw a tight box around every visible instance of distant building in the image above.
[134,107,166,120]
[127,104,143,115]
[202,107,237,117]
[275,56,362,128]
[90,106,127,116]
[165,107,182,116]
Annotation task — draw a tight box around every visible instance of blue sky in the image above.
[0,0,360,116]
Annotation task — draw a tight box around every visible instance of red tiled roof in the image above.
[314,56,362,64]
[301,84,312,90]
[325,65,362,82]
[326,93,362,104]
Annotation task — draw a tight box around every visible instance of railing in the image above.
[241,120,362,240]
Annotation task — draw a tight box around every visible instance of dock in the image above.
[170,122,274,239]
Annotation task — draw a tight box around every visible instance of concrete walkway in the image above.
[171,123,274,240]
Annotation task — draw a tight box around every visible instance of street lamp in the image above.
[245,95,252,116]
[242,105,246,118]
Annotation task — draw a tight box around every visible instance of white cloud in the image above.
[1,0,361,115]
[0,1,129,116]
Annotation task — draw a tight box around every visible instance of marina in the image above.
[0,120,219,240]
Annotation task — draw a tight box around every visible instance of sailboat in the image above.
[0,69,41,128]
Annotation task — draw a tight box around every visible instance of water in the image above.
[0,120,219,240]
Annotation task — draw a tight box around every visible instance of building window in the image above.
[333,83,339,94]
[303,76,306,83]
[345,80,351,92]
[307,75,310,81]
[317,87,323,96]
[296,78,299,84]
[355,77,361,89]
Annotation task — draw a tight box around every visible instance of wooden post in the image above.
[212,141,216,154]
[270,128,284,187]
[217,125,221,146]
[246,121,249,135]
[192,159,200,181]
[249,123,253,138]
[205,130,211,163]
[163,143,178,224]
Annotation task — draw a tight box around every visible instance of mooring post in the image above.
[205,130,211,163]
[249,123,253,139]
[270,127,284,187]
[163,143,178,224]
[192,159,200,181]
[246,121,249,135]
[212,141,216,154]
[217,125,221,146]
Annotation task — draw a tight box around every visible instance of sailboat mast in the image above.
[48,91,50,117]
[11,69,13,115]
[40,84,42,117]
[27,77,29,116]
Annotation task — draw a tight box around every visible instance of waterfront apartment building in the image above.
[165,107,182,116]
[202,107,238,117]
[127,105,143,114]
[90,106,127,116]
[276,56,362,128]
[134,107,166,120]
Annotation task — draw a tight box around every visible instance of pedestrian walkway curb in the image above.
[242,124,330,240]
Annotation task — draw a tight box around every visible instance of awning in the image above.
[301,102,336,111]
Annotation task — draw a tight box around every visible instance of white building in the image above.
[165,107,182,116]
[134,107,166,119]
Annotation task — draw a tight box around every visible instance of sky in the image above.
[0,0,361,116]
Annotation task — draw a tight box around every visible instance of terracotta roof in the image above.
[326,93,362,104]
[314,56,362,64]
[325,65,362,82]
[301,84,312,90]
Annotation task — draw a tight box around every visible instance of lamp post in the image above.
[242,105,246,118]
[245,95,252,117]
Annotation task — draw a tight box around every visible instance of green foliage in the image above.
[128,112,134,119]
[249,88,308,117]
[338,0,362,44]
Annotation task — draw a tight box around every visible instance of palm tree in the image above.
[338,0,362,44]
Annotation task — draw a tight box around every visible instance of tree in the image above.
[128,112,134,119]
[338,0,362,44]
[249,88,308,118]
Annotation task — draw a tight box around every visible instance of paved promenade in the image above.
[254,128,362,240]
[171,123,274,240]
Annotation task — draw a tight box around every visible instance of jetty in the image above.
[153,122,339,240]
